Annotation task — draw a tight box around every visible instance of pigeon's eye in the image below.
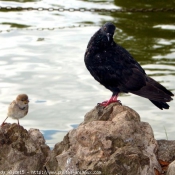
[104,27,107,31]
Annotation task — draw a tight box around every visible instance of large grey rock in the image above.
[0,123,50,175]
[46,102,161,175]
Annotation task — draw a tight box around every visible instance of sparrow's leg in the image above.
[17,119,20,125]
[98,94,121,107]
[1,116,8,126]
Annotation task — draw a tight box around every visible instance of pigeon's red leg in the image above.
[100,100,108,104]
[99,94,119,107]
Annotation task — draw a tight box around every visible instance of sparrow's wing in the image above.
[7,100,16,116]
[8,100,16,108]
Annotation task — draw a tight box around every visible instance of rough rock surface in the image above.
[46,102,161,175]
[156,140,175,174]
[166,160,175,175]
[0,123,50,175]
[157,140,175,162]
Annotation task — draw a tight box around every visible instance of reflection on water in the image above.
[2,22,30,28]
[1,0,39,2]
[0,0,175,148]
[115,0,175,8]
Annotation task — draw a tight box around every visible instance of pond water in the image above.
[0,0,175,148]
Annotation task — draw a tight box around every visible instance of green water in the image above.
[0,0,174,147]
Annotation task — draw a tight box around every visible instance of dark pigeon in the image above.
[84,22,174,109]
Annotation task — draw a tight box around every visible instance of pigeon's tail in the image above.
[147,77,174,97]
[149,100,169,110]
[130,77,174,110]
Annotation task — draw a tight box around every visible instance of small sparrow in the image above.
[1,94,29,126]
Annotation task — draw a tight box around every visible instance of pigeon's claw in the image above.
[98,95,121,107]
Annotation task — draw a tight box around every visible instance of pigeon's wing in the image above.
[113,45,173,102]
[87,44,173,102]
[87,44,147,92]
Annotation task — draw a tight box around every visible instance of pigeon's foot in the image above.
[98,95,121,107]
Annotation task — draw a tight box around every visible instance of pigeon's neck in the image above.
[88,32,113,53]
[84,30,115,66]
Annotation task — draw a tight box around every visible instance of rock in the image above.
[46,102,161,175]
[0,123,50,175]
[156,140,175,175]
[157,140,175,162]
[166,160,175,175]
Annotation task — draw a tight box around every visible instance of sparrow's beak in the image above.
[24,99,29,104]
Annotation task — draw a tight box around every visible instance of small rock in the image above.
[0,123,50,174]
[166,160,175,175]
[157,140,175,162]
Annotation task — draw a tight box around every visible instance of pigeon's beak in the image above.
[106,33,111,42]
